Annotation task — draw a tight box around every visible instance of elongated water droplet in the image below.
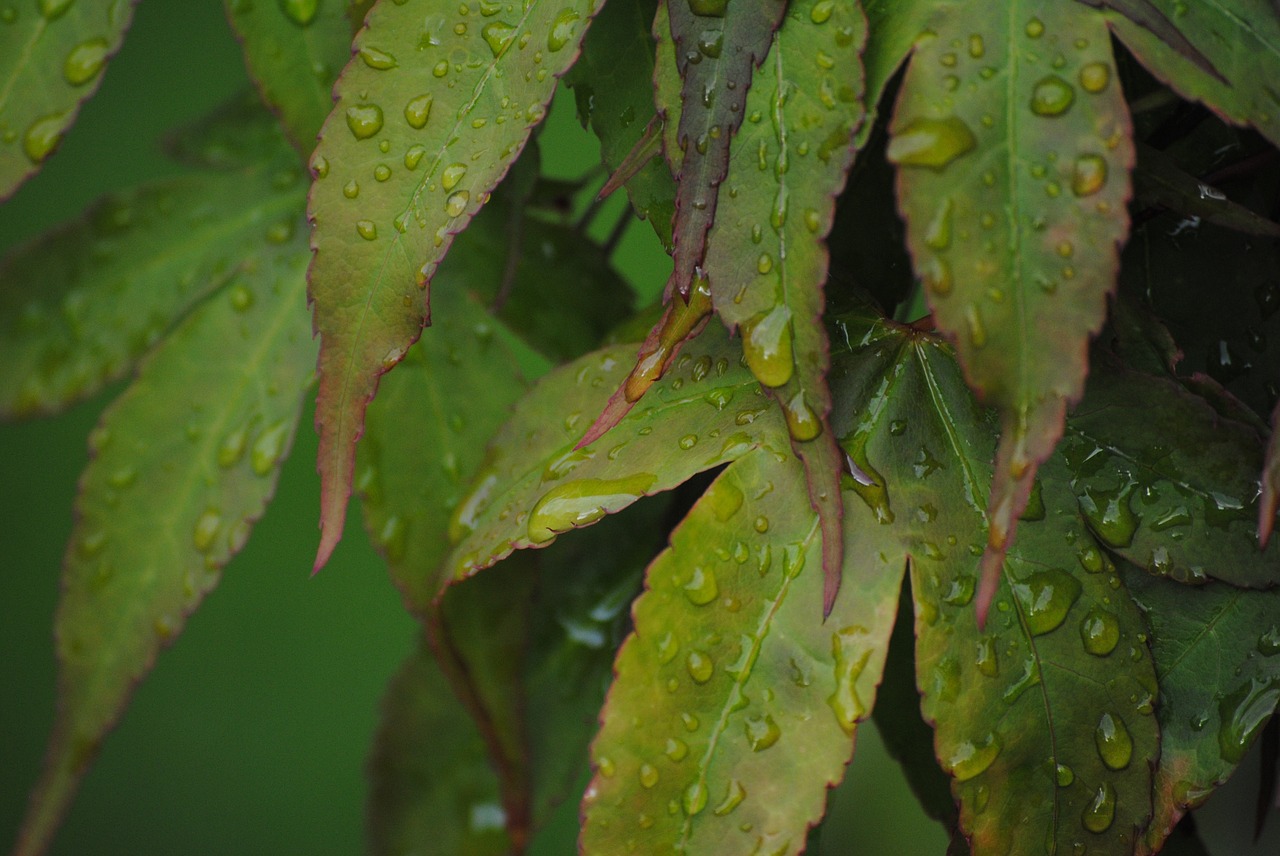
[278,0,317,25]
[745,714,781,751]
[218,425,249,467]
[1079,481,1139,548]
[1082,783,1116,833]
[741,305,793,388]
[193,509,222,552]
[682,781,708,816]
[527,475,656,544]
[1095,712,1133,770]
[887,116,977,170]
[1010,568,1081,636]
[24,113,65,164]
[975,637,999,677]
[359,46,398,69]
[346,104,384,140]
[841,437,894,524]
[688,0,726,16]
[39,0,73,20]
[441,162,468,191]
[547,8,580,51]
[713,780,747,815]
[251,421,290,476]
[925,198,954,249]
[63,38,109,86]
[948,733,1001,781]
[404,94,433,129]
[482,21,517,56]
[829,626,872,732]
[1030,75,1076,116]
[1218,677,1280,763]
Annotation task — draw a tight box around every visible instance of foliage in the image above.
[3,0,1280,854]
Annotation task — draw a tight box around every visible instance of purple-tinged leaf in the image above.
[1262,400,1280,546]
[1075,0,1225,82]
[307,0,601,573]
[0,0,137,200]
[886,1,1135,624]
[14,225,316,856]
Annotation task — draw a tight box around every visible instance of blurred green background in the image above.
[0,2,1276,855]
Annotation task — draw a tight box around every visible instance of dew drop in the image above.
[445,190,470,218]
[404,94,433,129]
[1095,712,1133,770]
[829,626,872,732]
[975,637,999,677]
[683,566,719,606]
[682,781,708,816]
[547,8,580,51]
[1072,154,1108,197]
[1030,75,1076,117]
[251,421,290,476]
[1079,481,1139,548]
[887,116,977,170]
[925,198,953,250]
[345,104,384,140]
[686,650,714,684]
[948,733,1001,781]
[713,780,747,815]
[23,113,66,164]
[218,426,249,467]
[192,509,222,552]
[965,303,987,348]
[1082,783,1115,833]
[441,162,468,191]
[482,20,518,56]
[356,220,378,241]
[688,0,726,16]
[38,0,73,20]
[741,305,793,388]
[343,179,359,199]
[63,38,109,86]
[1025,17,1044,38]
[664,737,689,761]
[527,475,655,544]
[638,763,659,788]
[1218,677,1280,763]
[1010,567,1082,636]
[404,145,426,170]
[810,0,834,23]
[1079,62,1110,93]
[1079,607,1120,656]
[359,46,398,69]
[278,0,317,25]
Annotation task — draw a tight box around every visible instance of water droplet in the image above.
[193,509,222,552]
[686,650,714,684]
[969,34,985,58]
[251,421,290,476]
[1080,608,1120,656]
[1025,17,1044,38]
[664,737,689,761]
[1056,763,1074,787]
[343,179,359,199]
[356,220,378,241]
[925,198,953,249]
[404,94,433,129]
[842,438,894,524]
[713,780,747,815]
[683,566,719,606]
[1082,783,1115,833]
[829,626,872,732]
[441,162,468,191]
[688,0,726,16]
[1072,154,1107,197]
[23,113,65,164]
[948,733,1001,781]
[678,433,698,451]
[1079,62,1110,93]
[63,37,109,86]
[756,253,773,275]
[482,20,517,56]
[975,637,999,676]
[1030,75,1076,117]
[1095,712,1133,770]
[446,190,470,217]
[345,104,384,139]
[745,714,781,751]
[887,116,977,170]
[741,305,793,388]
[547,8,580,51]
[682,781,708,816]
[38,0,72,19]
[1258,627,1280,656]
[218,426,249,467]
[278,0,317,25]
[1010,568,1082,636]
[1079,481,1139,548]
[638,763,659,788]
[965,303,988,348]
[782,392,821,442]
[359,45,398,69]
[1218,677,1280,763]
[527,475,655,544]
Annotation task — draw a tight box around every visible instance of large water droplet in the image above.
[686,650,714,684]
[527,475,655,544]
[683,566,719,606]
[1079,481,1139,548]
[782,392,821,442]
[829,626,872,732]
[948,733,1001,781]
[741,305,794,388]
[1079,62,1110,93]
[682,780,708,816]
[547,8,580,51]
[278,0,317,25]
[1010,568,1082,635]
[482,21,518,56]
[841,438,894,524]
[745,714,781,751]
[1095,712,1133,770]
[63,38,109,86]
[887,116,977,170]
[1030,75,1076,116]
[1072,154,1107,197]
[446,190,470,217]
[1079,607,1120,656]
[1218,677,1280,763]
[441,162,468,191]
[346,104,384,139]
[356,220,378,241]
[218,425,249,468]
[404,94,433,129]
[359,46,398,69]
[1082,783,1116,833]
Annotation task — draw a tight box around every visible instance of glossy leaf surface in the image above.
[308,0,600,571]
[0,0,136,199]
[888,1,1135,619]
[225,0,354,154]
[15,226,316,856]
[0,156,307,419]
[1124,568,1280,853]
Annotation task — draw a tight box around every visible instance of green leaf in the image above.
[1062,358,1276,586]
[0,0,136,199]
[826,314,1158,856]
[886,1,1135,619]
[14,225,316,856]
[1103,0,1280,148]
[703,0,867,609]
[660,0,786,302]
[445,321,783,582]
[162,90,300,171]
[367,636,513,856]
[580,448,904,854]
[0,159,307,419]
[565,0,675,245]
[1123,567,1280,854]
[225,0,354,154]
[1264,401,1280,546]
[307,0,601,571]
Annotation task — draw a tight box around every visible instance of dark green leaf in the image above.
[887,1,1135,619]
[162,90,299,171]
[15,225,316,856]
[0,0,136,199]
[307,0,601,571]
[225,0,354,154]
[0,160,307,419]
[1135,142,1280,237]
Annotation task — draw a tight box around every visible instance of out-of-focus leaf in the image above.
[14,226,316,856]
[1061,358,1276,586]
[1077,0,1225,82]
[1135,142,1280,237]
[1123,566,1280,854]
[1264,401,1280,545]
[0,0,136,200]
[859,0,931,146]
[580,448,904,855]
[565,0,675,245]
[1103,0,1280,148]
[307,0,601,572]
[660,0,786,302]
[367,637,512,856]
[887,1,1135,620]
[162,90,298,171]
[825,312,1158,856]
[703,0,866,610]
[0,159,307,420]
[225,0,353,154]
[447,322,783,582]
